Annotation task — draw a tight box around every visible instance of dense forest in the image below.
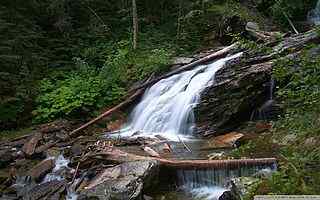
[0,0,320,199]
[1,0,317,129]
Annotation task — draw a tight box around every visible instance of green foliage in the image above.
[253,0,318,29]
[263,46,320,194]
[33,41,172,122]
[34,70,106,123]
[231,33,273,54]
[101,40,172,84]
[273,49,320,113]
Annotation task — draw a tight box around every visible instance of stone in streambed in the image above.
[28,158,55,182]
[22,132,42,157]
[80,160,159,200]
[21,180,66,200]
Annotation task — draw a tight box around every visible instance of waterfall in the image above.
[177,164,276,200]
[309,0,320,25]
[117,52,242,141]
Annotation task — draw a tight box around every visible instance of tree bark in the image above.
[132,0,138,49]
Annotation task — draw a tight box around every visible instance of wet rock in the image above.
[35,141,56,155]
[195,59,272,136]
[229,177,260,196]
[71,143,83,157]
[0,150,15,168]
[80,160,159,200]
[22,180,66,200]
[22,132,42,157]
[28,158,55,182]
[219,190,240,200]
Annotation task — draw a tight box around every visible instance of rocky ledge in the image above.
[195,29,319,136]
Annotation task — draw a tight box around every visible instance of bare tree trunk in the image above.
[176,0,182,38]
[132,0,138,49]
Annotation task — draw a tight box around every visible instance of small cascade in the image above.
[115,52,242,141]
[269,77,275,100]
[43,154,71,182]
[177,164,276,200]
[250,77,276,121]
[42,155,78,200]
[309,0,320,25]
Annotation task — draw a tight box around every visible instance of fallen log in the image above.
[81,148,276,170]
[129,43,239,92]
[69,89,143,137]
[158,157,276,169]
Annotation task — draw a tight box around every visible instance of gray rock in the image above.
[80,160,159,200]
[246,22,260,31]
[21,180,66,200]
[172,57,194,65]
[195,58,272,136]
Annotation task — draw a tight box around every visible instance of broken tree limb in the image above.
[69,89,144,137]
[129,43,239,92]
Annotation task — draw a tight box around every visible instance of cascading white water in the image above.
[118,52,242,141]
[178,164,277,200]
[43,154,70,182]
[309,0,320,25]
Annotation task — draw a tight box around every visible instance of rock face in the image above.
[80,160,159,200]
[195,59,272,136]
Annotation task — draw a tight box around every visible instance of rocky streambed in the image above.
[0,120,277,200]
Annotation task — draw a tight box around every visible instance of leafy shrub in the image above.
[33,40,172,123]
[33,56,125,123]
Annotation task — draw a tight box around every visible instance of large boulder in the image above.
[195,58,272,136]
[79,160,159,200]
